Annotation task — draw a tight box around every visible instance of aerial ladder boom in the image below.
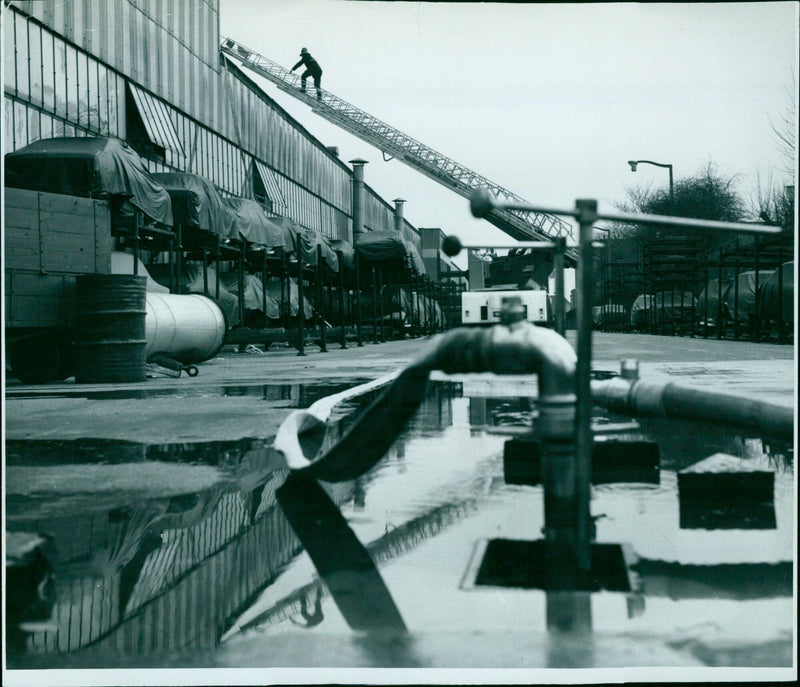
[221,38,574,244]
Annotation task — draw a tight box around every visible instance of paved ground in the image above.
[4,331,795,444]
[4,330,796,674]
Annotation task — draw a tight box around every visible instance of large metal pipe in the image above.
[470,189,784,236]
[418,321,576,415]
[591,376,794,442]
[573,200,596,571]
[144,293,226,363]
[553,237,566,336]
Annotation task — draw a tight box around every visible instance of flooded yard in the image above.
[5,374,794,673]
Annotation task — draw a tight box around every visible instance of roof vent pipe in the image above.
[349,158,368,244]
[393,198,406,235]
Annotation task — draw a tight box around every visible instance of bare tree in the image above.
[769,73,797,179]
[749,170,795,230]
[752,74,796,230]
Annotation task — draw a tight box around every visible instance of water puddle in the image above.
[5,379,372,405]
[5,377,795,670]
[4,437,260,467]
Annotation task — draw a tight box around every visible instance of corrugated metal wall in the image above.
[4,1,420,244]
[10,0,220,126]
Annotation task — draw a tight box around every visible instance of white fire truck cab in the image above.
[461,289,550,326]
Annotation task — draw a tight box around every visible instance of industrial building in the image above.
[4,0,423,241]
[4,0,470,384]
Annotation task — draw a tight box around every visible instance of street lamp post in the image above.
[628,159,674,210]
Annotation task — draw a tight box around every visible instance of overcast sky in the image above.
[220,1,798,252]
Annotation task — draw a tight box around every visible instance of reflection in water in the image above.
[276,472,406,632]
[629,416,793,473]
[6,380,372,406]
[5,433,351,665]
[9,476,285,661]
[630,560,793,599]
[5,376,795,669]
[679,500,777,530]
[545,592,595,668]
[352,631,423,669]
[289,583,324,629]
[236,475,488,634]
[5,437,271,468]
[469,396,535,435]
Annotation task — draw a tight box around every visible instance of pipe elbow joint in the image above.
[419,319,576,398]
[489,321,576,397]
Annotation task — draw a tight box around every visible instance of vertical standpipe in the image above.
[350,159,368,244]
[553,237,566,336]
[574,199,597,571]
[393,198,406,234]
[351,159,368,345]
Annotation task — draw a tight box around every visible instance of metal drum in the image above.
[145,293,226,363]
[74,274,147,383]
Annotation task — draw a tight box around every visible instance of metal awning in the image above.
[128,83,185,157]
[253,158,287,211]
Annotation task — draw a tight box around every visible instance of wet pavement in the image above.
[3,332,796,681]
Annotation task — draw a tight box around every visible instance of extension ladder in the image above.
[221,37,573,244]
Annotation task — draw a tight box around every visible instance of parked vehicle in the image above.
[461,289,550,326]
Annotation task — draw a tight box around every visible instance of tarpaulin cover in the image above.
[222,198,285,248]
[328,239,355,270]
[355,231,426,274]
[592,304,627,326]
[147,262,239,325]
[297,229,339,271]
[356,290,405,323]
[159,188,203,232]
[264,279,314,319]
[356,285,422,318]
[314,290,351,325]
[151,172,236,239]
[267,216,301,252]
[399,288,414,315]
[356,231,406,262]
[220,271,280,320]
[721,270,774,324]
[696,279,731,322]
[110,251,169,294]
[5,137,173,227]
[758,262,794,324]
[652,291,696,324]
[404,240,426,275]
[629,294,655,327]
[395,292,444,328]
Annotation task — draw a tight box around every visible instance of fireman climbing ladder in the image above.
[221,38,573,244]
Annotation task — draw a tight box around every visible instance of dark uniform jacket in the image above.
[292,53,321,76]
